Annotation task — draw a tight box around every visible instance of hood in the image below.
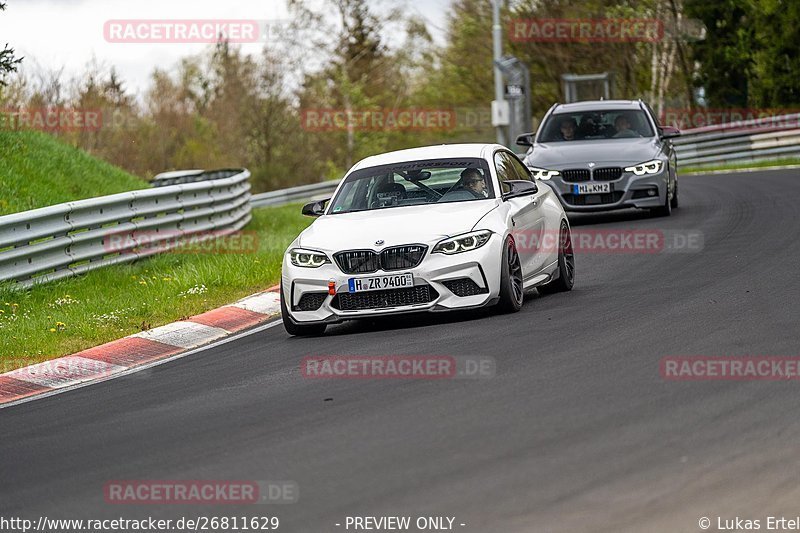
[298,201,498,251]
[526,138,661,168]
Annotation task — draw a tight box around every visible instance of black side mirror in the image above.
[515,132,535,147]
[502,180,538,200]
[302,199,328,217]
[660,126,681,139]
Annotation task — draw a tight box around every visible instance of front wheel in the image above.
[651,184,673,217]
[497,236,524,313]
[670,180,679,209]
[280,283,327,336]
[538,221,575,294]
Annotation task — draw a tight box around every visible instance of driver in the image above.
[461,168,488,198]
[559,117,578,140]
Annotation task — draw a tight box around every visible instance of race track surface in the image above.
[3,168,799,532]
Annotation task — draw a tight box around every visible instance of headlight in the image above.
[289,248,329,268]
[624,160,663,175]
[529,167,561,180]
[433,230,492,255]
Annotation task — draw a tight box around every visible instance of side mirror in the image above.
[515,132,535,147]
[502,180,538,200]
[660,126,681,139]
[301,199,328,217]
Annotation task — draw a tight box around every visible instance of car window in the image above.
[328,158,495,214]
[495,151,528,194]
[507,153,534,182]
[644,103,661,128]
[540,109,655,142]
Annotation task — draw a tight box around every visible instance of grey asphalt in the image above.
[2,168,800,532]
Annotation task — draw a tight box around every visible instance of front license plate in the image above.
[573,183,611,194]
[348,273,414,293]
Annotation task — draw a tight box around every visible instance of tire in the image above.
[670,180,679,209]
[651,183,672,217]
[538,221,575,294]
[280,283,327,336]
[497,236,524,313]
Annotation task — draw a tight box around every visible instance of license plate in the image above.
[573,183,611,194]
[348,273,413,293]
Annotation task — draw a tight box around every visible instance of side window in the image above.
[494,151,514,194]
[507,153,534,182]
[644,103,661,129]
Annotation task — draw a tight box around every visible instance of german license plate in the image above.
[348,273,413,293]
[573,183,611,194]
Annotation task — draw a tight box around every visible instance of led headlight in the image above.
[529,167,561,180]
[433,230,492,255]
[289,248,329,268]
[625,159,662,175]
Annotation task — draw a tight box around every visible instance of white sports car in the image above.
[280,143,575,336]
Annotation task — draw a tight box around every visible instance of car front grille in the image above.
[294,292,327,312]
[332,285,438,311]
[593,167,623,180]
[561,169,590,182]
[334,245,427,274]
[442,278,488,297]
[563,191,625,206]
[333,250,380,274]
[380,245,427,271]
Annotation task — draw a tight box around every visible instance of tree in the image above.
[685,0,753,107]
[0,2,22,85]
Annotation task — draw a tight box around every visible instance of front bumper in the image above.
[542,170,668,212]
[282,236,503,324]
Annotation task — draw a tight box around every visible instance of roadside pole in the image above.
[492,0,509,147]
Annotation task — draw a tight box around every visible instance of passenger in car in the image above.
[612,115,639,138]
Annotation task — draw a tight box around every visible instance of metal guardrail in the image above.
[0,169,251,289]
[250,180,340,208]
[673,113,800,167]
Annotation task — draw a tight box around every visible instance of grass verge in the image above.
[0,204,311,371]
[0,130,147,216]
[682,157,800,174]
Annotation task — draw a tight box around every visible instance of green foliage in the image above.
[687,0,800,107]
[0,129,146,215]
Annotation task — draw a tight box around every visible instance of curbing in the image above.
[0,285,282,406]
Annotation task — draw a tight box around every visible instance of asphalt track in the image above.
[2,168,800,532]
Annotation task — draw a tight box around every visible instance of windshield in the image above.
[540,109,655,142]
[328,157,495,214]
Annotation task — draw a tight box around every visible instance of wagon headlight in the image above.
[529,167,561,180]
[289,248,329,268]
[433,230,492,255]
[625,160,662,175]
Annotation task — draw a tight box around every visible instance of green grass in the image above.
[0,204,312,371]
[0,130,147,215]
[682,157,800,174]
